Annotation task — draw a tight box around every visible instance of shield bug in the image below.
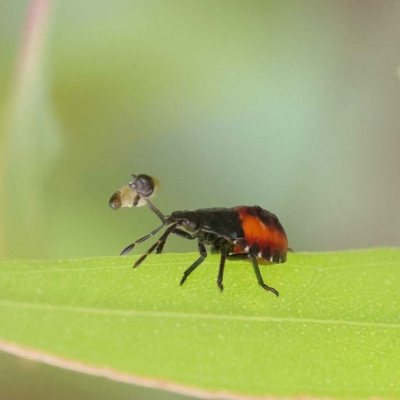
[110,174,288,296]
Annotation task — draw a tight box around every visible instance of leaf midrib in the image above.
[1,299,399,329]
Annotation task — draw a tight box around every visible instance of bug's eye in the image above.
[109,193,122,210]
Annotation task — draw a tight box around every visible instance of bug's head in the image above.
[170,210,201,231]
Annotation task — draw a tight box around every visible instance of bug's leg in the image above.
[180,241,207,286]
[173,229,197,240]
[250,255,279,297]
[156,228,197,254]
[133,223,178,268]
[120,223,167,256]
[217,250,228,291]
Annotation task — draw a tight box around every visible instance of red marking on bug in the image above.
[237,208,288,256]
[232,244,243,254]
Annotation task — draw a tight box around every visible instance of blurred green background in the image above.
[1,1,400,398]
[1,0,400,261]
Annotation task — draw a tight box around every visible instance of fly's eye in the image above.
[109,193,122,210]
[129,174,155,198]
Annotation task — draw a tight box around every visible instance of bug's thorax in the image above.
[170,209,242,242]
[170,210,204,232]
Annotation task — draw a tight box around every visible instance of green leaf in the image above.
[0,248,399,399]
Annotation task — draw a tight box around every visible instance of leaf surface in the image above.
[0,249,399,399]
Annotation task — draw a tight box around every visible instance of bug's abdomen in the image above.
[234,206,288,263]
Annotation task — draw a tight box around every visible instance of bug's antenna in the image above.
[120,222,166,256]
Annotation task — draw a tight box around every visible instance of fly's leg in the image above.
[180,241,207,286]
[250,255,279,297]
[133,194,141,206]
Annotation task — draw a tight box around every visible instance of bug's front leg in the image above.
[155,229,197,254]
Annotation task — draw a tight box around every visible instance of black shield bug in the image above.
[110,174,288,296]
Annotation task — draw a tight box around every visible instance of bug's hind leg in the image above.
[250,255,279,297]
[133,223,177,268]
[180,241,207,286]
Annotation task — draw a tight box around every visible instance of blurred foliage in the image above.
[2,0,62,260]
[1,1,400,261]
